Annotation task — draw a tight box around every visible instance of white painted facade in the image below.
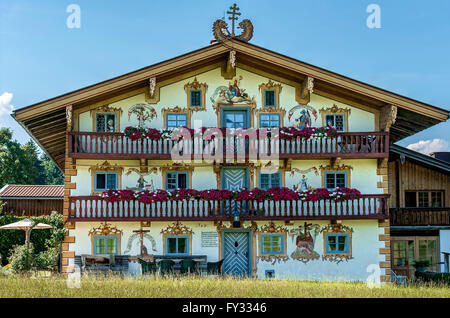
[67,65,387,281]
[70,220,384,281]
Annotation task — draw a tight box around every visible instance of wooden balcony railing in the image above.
[68,131,389,160]
[390,208,450,226]
[68,194,389,221]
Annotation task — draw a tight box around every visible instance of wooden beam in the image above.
[379,104,397,132]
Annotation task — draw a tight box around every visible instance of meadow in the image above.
[0,275,449,298]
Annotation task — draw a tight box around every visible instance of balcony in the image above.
[390,207,450,226]
[68,194,389,221]
[68,131,389,160]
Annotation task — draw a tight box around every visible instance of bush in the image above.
[0,212,66,268]
[8,244,34,273]
[432,273,450,285]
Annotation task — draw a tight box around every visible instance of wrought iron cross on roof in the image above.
[227,3,241,36]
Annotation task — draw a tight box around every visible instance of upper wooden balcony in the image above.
[67,194,389,222]
[390,207,450,226]
[68,131,389,160]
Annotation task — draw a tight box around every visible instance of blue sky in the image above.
[0,0,449,154]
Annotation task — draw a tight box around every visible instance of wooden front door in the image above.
[223,231,251,276]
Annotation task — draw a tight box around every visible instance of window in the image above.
[94,236,118,255]
[259,114,280,128]
[94,172,118,191]
[325,234,350,254]
[165,235,189,255]
[325,114,345,132]
[185,77,207,111]
[190,90,202,107]
[264,90,276,107]
[260,234,284,255]
[166,113,188,130]
[404,191,444,208]
[431,192,443,207]
[95,113,117,132]
[259,172,281,190]
[166,172,188,190]
[405,191,417,207]
[324,172,347,189]
[418,192,429,207]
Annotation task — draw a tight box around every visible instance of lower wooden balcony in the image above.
[67,194,389,221]
[68,131,389,160]
[390,207,450,226]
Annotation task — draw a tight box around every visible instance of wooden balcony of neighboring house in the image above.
[67,194,390,222]
[390,207,450,226]
[67,131,389,160]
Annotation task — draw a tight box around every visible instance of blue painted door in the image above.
[221,109,250,155]
[223,231,251,276]
[221,167,249,215]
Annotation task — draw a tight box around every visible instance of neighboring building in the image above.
[0,185,64,216]
[11,13,449,281]
[431,152,450,163]
[388,145,450,278]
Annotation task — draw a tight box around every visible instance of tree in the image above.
[39,154,64,185]
[0,128,36,187]
[0,128,63,187]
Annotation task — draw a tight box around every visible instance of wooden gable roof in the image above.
[13,39,449,170]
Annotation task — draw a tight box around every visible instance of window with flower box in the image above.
[165,171,189,190]
[324,171,348,190]
[94,172,119,192]
[166,113,188,130]
[259,172,281,190]
[325,114,345,132]
[259,113,280,128]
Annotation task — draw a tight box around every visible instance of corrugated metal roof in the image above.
[0,185,64,198]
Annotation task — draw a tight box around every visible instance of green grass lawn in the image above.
[0,275,449,298]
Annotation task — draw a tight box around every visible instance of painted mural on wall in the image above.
[288,105,318,129]
[128,103,157,129]
[125,168,158,191]
[289,167,319,191]
[210,76,255,107]
[290,222,321,263]
[123,228,157,255]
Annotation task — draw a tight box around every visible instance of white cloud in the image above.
[0,92,14,117]
[407,139,449,155]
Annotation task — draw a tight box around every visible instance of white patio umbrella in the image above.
[0,219,53,249]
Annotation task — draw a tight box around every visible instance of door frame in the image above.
[221,229,253,276]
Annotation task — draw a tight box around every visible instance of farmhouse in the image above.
[11,9,449,281]
[0,185,63,216]
[389,145,450,278]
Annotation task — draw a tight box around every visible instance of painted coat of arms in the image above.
[210,76,254,107]
[290,222,321,263]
